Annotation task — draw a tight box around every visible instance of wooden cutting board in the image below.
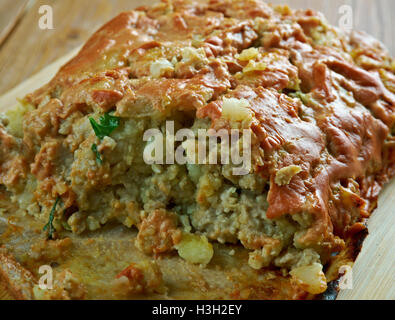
[0,48,394,300]
[0,0,29,47]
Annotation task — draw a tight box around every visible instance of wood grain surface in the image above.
[0,0,394,300]
[0,0,29,47]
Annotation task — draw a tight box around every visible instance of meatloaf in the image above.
[0,0,394,300]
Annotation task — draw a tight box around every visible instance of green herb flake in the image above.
[91,143,103,165]
[89,112,120,140]
[43,197,61,240]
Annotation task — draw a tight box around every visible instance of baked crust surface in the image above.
[0,0,394,300]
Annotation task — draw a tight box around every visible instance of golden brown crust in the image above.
[0,247,36,300]
[24,1,394,247]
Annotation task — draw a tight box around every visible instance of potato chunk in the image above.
[221,97,253,122]
[275,165,302,186]
[150,58,174,78]
[176,233,214,265]
[236,48,259,61]
[290,263,327,294]
[4,101,34,138]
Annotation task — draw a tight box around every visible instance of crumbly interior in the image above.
[3,106,316,271]
[0,0,394,298]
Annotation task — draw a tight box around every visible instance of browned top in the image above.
[4,0,395,258]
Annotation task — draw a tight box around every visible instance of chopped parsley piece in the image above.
[43,197,61,240]
[91,143,103,165]
[89,112,120,140]
[89,112,120,164]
